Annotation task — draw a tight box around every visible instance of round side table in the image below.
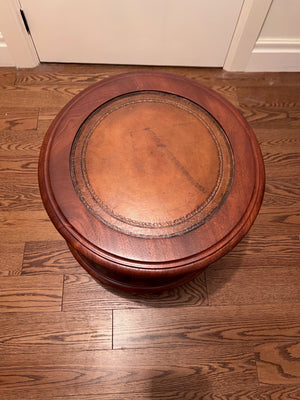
[39,72,265,293]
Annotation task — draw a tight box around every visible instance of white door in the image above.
[19,0,243,67]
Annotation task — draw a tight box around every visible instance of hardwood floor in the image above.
[0,64,299,399]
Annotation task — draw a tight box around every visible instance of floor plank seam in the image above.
[61,274,66,312]
[112,309,114,350]
[20,241,27,276]
[37,107,41,131]
[253,342,262,387]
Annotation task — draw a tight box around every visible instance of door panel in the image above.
[20,0,243,66]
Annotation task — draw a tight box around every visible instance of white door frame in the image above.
[0,0,271,70]
[223,0,273,71]
[0,0,39,68]
[224,0,273,71]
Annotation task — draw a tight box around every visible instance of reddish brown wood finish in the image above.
[38,72,265,292]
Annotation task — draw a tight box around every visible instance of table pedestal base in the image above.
[68,244,199,293]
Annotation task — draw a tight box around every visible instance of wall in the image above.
[0,31,15,66]
[259,0,300,39]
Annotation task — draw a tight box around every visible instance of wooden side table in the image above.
[39,72,265,292]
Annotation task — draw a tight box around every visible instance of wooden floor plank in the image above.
[255,342,300,384]
[39,106,65,124]
[255,128,299,152]
[0,275,63,312]
[0,129,45,156]
[0,310,111,352]
[250,212,300,235]
[22,241,82,275]
[0,84,83,108]
[0,242,24,276]
[237,85,300,105]
[46,386,300,400]
[113,304,300,350]
[258,202,300,223]
[237,85,300,129]
[212,233,299,268]
[0,179,42,212]
[0,126,45,211]
[15,65,239,106]
[15,63,145,85]
[237,104,300,129]
[62,273,208,310]
[14,64,225,86]
[0,108,39,131]
[255,128,300,179]
[262,151,300,178]
[262,178,299,213]
[0,156,38,177]
[0,345,256,398]
[0,70,16,86]
[226,72,283,87]
[0,211,62,243]
[206,266,300,306]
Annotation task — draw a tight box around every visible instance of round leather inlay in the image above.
[70,91,233,238]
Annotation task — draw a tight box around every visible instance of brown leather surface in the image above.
[71,91,233,238]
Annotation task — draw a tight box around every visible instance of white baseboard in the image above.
[246,38,300,71]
